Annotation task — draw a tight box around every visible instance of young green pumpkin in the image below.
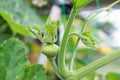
[41,44,59,58]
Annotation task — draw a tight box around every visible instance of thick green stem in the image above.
[67,0,120,79]
[72,49,120,80]
[58,8,77,76]
[49,58,65,80]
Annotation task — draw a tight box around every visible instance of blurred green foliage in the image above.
[0,38,46,80]
[0,0,43,37]
[107,72,120,80]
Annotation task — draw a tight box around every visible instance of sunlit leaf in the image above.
[0,0,43,37]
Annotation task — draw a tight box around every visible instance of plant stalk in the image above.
[70,1,120,79]
[80,21,88,33]
[58,8,77,76]
[86,0,120,21]
[69,38,80,70]
[49,58,65,80]
[73,49,120,79]
[107,0,120,9]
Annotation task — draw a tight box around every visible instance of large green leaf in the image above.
[0,38,29,80]
[0,0,43,37]
[0,38,46,80]
[22,64,46,80]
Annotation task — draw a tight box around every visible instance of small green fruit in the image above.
[41,44,59,58]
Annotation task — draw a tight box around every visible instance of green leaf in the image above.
[0,0,43,37]
[0,38,46,80]
[81,32,98,48]
[107,72,120,80]
[0,38,29,80]
[22,64,46,80]
[71,0,93,11]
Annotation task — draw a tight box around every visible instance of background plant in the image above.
[0,0,120,80]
